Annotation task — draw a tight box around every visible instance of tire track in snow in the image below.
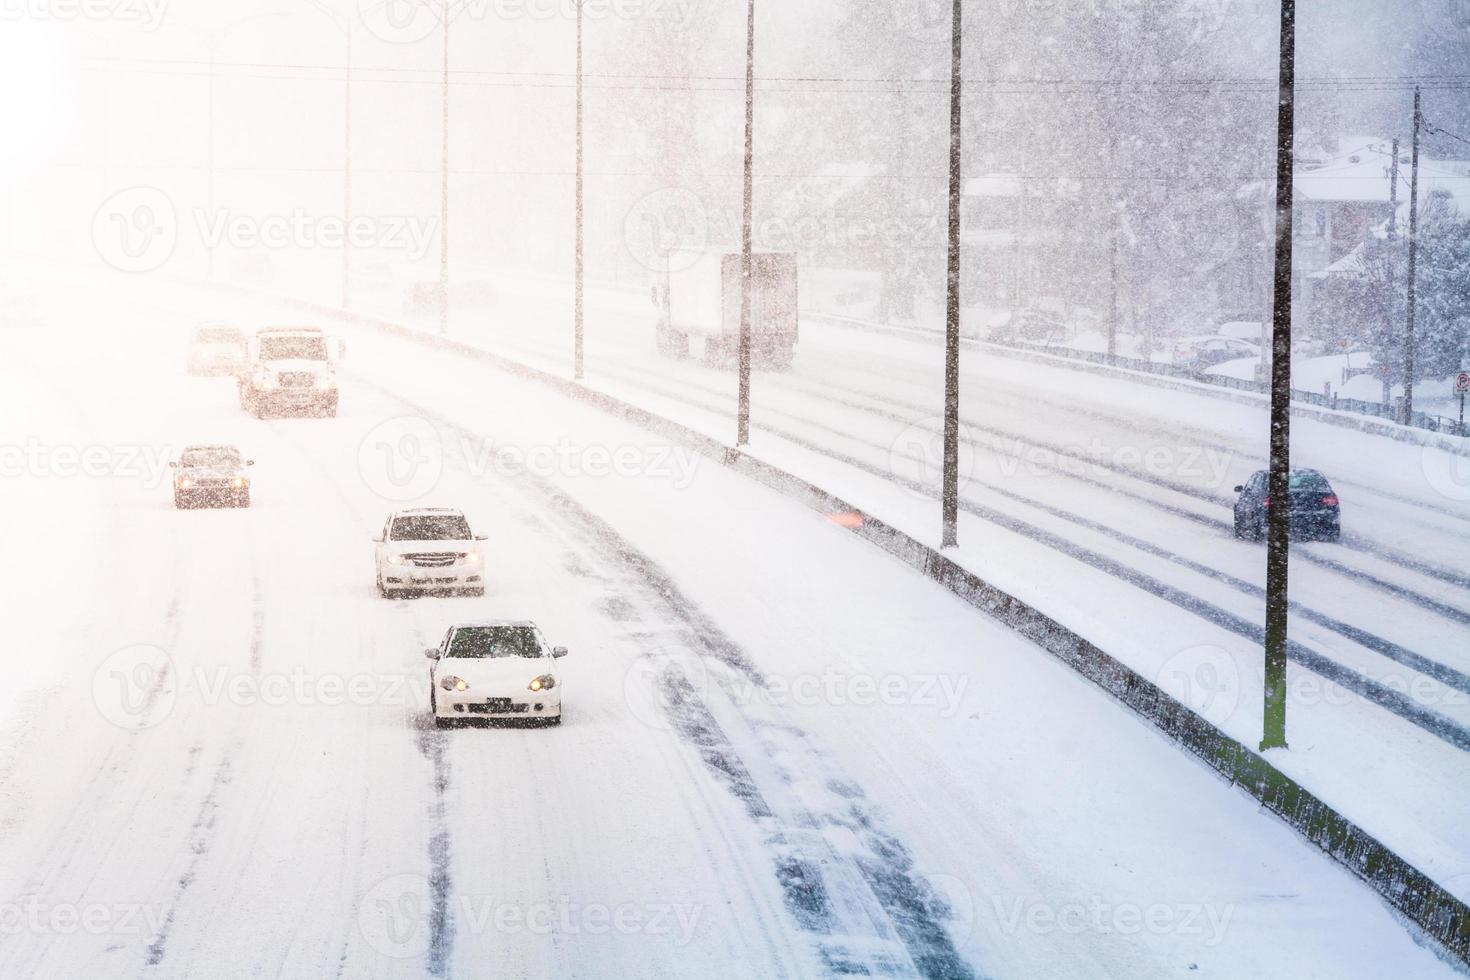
[142,570,267,968]
[353,377,984,979]
[565,361,1470,746]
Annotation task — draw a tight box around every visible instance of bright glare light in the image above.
[0,25,72,176]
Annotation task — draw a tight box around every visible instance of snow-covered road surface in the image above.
[0,277,1461,978]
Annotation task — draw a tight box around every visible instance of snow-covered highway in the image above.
[0,277,1460,978]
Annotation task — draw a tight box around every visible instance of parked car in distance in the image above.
[187,323,246,376]
[425,620,567,728]
[171,444,253,509]
[374,507,487,598]
[1175,335,1260,373]
[1232,468,1340,542]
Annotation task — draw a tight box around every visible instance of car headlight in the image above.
[461,553,480,565]
[440,675,469,693]
[233,477,248,488]
[387,554,405,565]
[258,374,277,389]
[528,674,556,692]
[177,478,192,489]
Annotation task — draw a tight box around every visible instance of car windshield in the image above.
[259,336,328,361]
[1289,472,1331,491]
[197,328,239,343]
[447,626,544,659]
[181,447,241,468]
[391,515,472,541]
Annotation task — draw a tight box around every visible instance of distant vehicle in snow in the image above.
[187,323,245,376]
[373,507,487,598]
[654,249,798,368]
[170,444,253,509]
[1175,335,1260,373]
[238,326,341,418]
[0,285,43,329]
[401,279,497,318]
[1232,468,1340,542]
[424,620,567,728]
[989,307,1066,345]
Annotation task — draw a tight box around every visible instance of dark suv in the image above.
[1232,468,1340,542]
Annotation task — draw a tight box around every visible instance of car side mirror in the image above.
[552,646,568,659]
[246,460,255,467]
[168,461,177,468]
[1233,485,1244,493]
[372,535,383,543]
[424,648,441,660]
[474,534,488,541]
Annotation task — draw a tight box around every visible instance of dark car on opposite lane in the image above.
[1233,468,1340,542]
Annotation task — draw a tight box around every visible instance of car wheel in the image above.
[322,395,339,418]
[173,492,187,509]
[1232,515,1245,539]
[376,574,388,598]
[237,491,250,508]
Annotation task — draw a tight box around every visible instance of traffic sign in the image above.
[1455,371,1470,394]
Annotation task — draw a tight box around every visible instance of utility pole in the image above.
[439,0,451,335]
[342,18,353,310]
[1384,137,1399,407]
[206,33,216,282]
[736,0,755,446]
[1261,0,1296,752]
[1403,87,1422,425]
[573,0,585,380]
[941,0,962,548]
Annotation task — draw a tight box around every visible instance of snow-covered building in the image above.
[1227,138,1470,338]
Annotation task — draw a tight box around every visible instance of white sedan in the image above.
[426,621,567,728]
[374,507,486,598]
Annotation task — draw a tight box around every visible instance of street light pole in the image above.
[439,0,451,335]
[574,0,585,380]
[1261,0,1297,751]
[736,0,754,446]
[940,0,963,549]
